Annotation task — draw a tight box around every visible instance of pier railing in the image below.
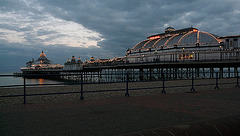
[0,71,240,104]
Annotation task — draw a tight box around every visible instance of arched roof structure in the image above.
[131,27,220,51]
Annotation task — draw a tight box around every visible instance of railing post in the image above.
[215,72,219,90]
[236,70,240,88]
[125,72,129,96]
[23,75,26,104]
[80,73,84,100]
[161,73,166,94]
[191,69,195,92]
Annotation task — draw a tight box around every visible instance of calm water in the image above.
[0,72,64,87]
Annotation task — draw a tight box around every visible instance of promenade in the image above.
[0,88,240,135]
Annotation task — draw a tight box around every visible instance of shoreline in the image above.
[0,78,238,105]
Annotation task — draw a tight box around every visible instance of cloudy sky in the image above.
[0,0,240,72]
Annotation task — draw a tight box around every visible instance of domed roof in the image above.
[33,51,52,64]
[77,57,82,63]
[90,56,95,61]
[165,26,175,32]
[71,56,76,61]
[39,51,46,58]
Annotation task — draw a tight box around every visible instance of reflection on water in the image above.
[38,79,45,85]
[26,78,61,86]
[29,79,45,85]
[0,73,63,87]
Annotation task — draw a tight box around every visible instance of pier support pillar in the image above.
[139,68,144,81]
[196,68,200,77]
[234,67,238,77]
[203,68,205,77]
[228,67,231,78]
[210,68,214,78]
[174,68,178,79]
[180,67,183,79]
[220,67,223,78]
[169,68,172,79]
[186,68,189,78]
[149,68,153,80]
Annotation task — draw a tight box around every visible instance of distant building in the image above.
[63,56,83,70]
[22,51,63,70]
[26,51,52,67]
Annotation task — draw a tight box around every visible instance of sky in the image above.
[0,0,240,72]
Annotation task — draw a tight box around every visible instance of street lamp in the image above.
[220,46,222,61]
[182,48,185,60]
[192,51,195,61]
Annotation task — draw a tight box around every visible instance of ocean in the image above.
[0,72,64,87]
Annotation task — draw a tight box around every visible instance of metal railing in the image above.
[0,71,240,104]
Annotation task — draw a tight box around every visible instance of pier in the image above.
[20,59,240,82]
[19,26,240,82]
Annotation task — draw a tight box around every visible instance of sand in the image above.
[0,78,238,104]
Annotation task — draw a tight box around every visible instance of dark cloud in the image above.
[0,0,240,72]
[0,42,110,72]
[37,0,240,51]
[0,0,25,11]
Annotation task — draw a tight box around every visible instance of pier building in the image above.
[26,51,52,67]
[63,56,83,70]
[219,35,240,49]
[125,27,240,63]
[21,51,63,71]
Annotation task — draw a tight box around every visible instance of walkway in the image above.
[1,88,240,135]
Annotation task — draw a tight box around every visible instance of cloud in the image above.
[1,0,240,72]
[0,0,104,48]
[36,0,240,52]
[0,42,111,72]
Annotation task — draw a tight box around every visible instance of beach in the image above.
[1,78,240,135]
[0,78,238,105]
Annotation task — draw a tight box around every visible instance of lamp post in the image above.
[220,46,222,61]
[182,48,185,61]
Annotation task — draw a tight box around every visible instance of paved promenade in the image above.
[0,88,240,135]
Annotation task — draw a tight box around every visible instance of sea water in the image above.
[0,72,64,87]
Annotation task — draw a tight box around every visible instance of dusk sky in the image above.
[0,0,240,72]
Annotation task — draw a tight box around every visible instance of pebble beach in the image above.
[0,78,237,105]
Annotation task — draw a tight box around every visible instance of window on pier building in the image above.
[234,39,238,48]
[226,39,229,48]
